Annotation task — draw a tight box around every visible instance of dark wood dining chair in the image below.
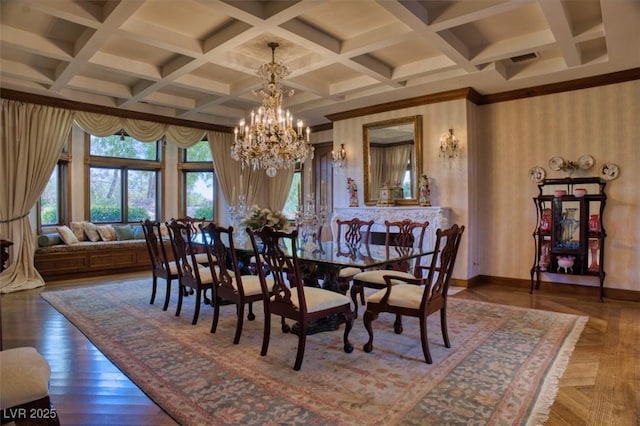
[141,219,179,311]
[166,219,214,325]
[247,226,355,371]
[169,216,209,266]
[362,224,465,363]
[199,223,274,344]
[351,219,430,317]
[335,218,374,293]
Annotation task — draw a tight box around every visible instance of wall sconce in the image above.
[439,128,459,159]
[332,143,347,168]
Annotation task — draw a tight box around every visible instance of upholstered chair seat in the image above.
[352,269,415,286]
[279,287,353,313]
[0,347,60,425]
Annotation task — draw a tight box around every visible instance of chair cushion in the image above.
[196,265,214,284]
[353,270,414,285]
[0,347,51,409]
[238,275,274,296]
[278,287,351,313]
[338,267,362,279]
[193,252,210,264]
[367,284,424,309]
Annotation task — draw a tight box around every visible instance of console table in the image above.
[331,207,451,250]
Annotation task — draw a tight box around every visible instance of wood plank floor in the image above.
[1,272,638,425]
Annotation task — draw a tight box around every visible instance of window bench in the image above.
[35,239,153,281]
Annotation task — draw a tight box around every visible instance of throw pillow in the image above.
[70,221,88,241]
[113,224,134,241]
[96,225,116,241]
[56,225,79,245]
[82,222,101,242]
[131,225,146,240]
[37,233,62,247]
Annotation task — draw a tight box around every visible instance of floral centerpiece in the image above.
[241,205,290,231]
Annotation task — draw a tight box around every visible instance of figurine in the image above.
[419,174,431,206]
[347,177,358,207]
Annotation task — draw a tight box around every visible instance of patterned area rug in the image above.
[42,279,586,425]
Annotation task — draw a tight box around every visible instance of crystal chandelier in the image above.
[231,42,310,177]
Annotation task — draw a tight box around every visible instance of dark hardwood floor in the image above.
[1,272,638,425]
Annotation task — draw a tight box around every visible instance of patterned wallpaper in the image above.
[478,80,639,291]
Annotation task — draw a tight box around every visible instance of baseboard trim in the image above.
[468,275,640,302]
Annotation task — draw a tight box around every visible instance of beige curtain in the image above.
[207,130,293,211]
[386,144,412,187]
[75,111,205,146]
[266,167,294,211]
[370,147,385,196]
[0,100,74,293]
[208,131,244,205]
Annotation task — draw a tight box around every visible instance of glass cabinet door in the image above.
[552,199,582,251]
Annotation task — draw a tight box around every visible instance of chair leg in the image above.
[440,308,451,348]
[393,314,403,334]
[362,309,378,353]
[260,303,271,356]
[150,275,158,305]
[293,322,308,371]
[175,284,184,317]
[419,315,433,364]
[247,302,255,321]
[210,296,220,333]
[233,303,244,344]
[350,284,362,318]
[342,311,355,353]
[162,278,172,311]
[281,316,290,333]
[192,288,202,325]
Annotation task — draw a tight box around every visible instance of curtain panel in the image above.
[0,100,74,293]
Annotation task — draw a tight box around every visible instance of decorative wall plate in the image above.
[600,162,620,181]
[578,154,595,170]
[548,156,565,171]
[528,166,546,183]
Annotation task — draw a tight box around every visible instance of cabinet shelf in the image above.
[530,177,607,301]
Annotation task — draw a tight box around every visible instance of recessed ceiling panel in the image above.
[297,1,396,40]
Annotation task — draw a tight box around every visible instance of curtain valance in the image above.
[74,111,206,146]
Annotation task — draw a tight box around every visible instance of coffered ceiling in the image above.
[1,0,639,128]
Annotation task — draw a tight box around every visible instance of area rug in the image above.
[42,278,586,425]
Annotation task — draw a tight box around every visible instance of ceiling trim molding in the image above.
[479,68,640,105]
[0,88,233,133]
[325,88,481,122]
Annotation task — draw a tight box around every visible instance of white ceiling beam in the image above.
[50,0,146,92]
[539,1,582,68]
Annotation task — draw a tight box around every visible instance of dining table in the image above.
[192,231,434,334]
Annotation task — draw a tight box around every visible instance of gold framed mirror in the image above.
[363,115,422,206]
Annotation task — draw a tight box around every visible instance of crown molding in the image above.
[325,88,480,122]
[0,88,232,133]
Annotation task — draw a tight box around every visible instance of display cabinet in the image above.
[530,177,607,301]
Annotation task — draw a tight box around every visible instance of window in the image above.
[38,141,70,230]
[282,162,302,221]
[179,139,216,220]
[86,133,162,223]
